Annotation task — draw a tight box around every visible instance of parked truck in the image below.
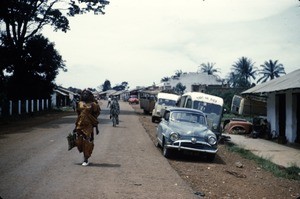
[231,95,266,116]
[139,90,158,114]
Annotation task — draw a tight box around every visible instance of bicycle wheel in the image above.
[112,116,116,127]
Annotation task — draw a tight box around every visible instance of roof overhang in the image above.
[242,69,300,95]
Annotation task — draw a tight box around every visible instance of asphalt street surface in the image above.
[0,102,198,199]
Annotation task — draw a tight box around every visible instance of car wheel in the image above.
[154,137,160,148]
[206,153,215,162]
[163,142,171,158]
[152,116,156,123]
[231,127,246,134]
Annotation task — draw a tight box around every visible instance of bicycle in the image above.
[110,114,119,127]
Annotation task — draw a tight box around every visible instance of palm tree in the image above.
[226,72,239,88]
[231,57,257,88]
[172,69,183,79]
[161,77,170,82]
[257,60,286,83]
[198,62,220,76]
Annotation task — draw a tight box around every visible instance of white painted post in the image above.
[9,100,12,115]
[26,100,29,113]
[37,99,39,111]
[18,100,21,115]
[46,99,49,109]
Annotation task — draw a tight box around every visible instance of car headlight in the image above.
[208,136,217,145]
[170,132,180,141]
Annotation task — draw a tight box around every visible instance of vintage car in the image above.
[223,118,253,134]
[128,97,139,104]
[151,92,180,123]
[156,107,218,161]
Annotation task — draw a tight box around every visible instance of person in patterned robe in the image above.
[74,89,101,166]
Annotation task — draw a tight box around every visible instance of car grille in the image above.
[173,141,208,150]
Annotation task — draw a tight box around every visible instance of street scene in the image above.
[1,1,300,199]
[0,101,299,198]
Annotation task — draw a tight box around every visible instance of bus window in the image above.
[186,99,192,108]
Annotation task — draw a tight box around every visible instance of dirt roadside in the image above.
[131,104,300,199]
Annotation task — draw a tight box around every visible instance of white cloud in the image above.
[43,0,300,89]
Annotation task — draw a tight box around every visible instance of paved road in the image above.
[0,102,197,199]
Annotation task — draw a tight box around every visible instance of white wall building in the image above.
[161,72,223,93]
[243,69,300,144]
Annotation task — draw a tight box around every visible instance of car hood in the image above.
[169,122,211,137]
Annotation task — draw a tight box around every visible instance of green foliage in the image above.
[112,81,128,91]
[0,0,109,100]
[161,77,170,82]
[174,82,186,95]
[228,57,257,88]
[102,80,111,91]
[257,60,286,83]
[199,62,220,76]
[5,35,65,99]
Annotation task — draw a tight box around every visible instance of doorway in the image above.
[276,94,286,137]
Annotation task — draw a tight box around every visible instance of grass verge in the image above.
[225,142,300,181]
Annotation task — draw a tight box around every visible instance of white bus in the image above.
[178,92,224,139]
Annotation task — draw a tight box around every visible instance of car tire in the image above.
[231,127,246,134]
[154,138,160,148]
[152,116,156,123]
[206,153,215,162]
[163,142,171,158]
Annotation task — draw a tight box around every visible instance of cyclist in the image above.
[110,97,120,126]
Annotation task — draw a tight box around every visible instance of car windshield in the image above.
[170,111,206,125]
[158,98,177,106]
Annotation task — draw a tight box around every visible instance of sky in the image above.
[43,0,300,90]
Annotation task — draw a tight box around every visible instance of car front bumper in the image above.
[166,140,218,154]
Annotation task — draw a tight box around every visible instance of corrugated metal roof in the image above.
[54,89,68,96]
[242,69,300,94]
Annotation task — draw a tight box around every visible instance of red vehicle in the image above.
[223,118,253,134]
[128,97,139,104]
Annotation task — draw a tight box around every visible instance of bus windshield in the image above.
[193,101,222,129]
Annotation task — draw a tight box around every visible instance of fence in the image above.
[0,98,51,117]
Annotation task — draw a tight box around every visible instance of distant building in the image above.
[160,72,223,93]
[51,86,78,108]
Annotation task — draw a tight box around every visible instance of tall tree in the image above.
[198,62,220,76]
[0,0,109,99]
[113,81,128,91]
[161,77,170,82]
[174,82,186,95]
[257,60,286,83]
[7,34,66,99]
[102,79,111,91]
[230,57,257,88]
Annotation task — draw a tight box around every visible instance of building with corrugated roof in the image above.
[242,69,300,143]
[161,72,223,93]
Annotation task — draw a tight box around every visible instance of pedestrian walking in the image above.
[73,89,101,166]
